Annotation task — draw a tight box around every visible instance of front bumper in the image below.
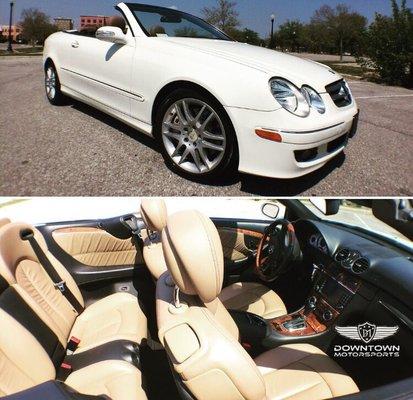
[225,104,359,179]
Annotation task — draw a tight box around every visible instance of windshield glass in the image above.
[128,4,231,40]
[301,199,412,249]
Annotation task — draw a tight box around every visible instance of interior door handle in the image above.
[71,41,79,48]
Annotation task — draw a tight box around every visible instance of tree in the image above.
[277,20,305,52]
[311,4,367,60]
[20,8,57,46]
[202,0,240,34]
[228,28,261,46]
[360,0,413,86]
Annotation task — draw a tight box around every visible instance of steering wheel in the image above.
[256,219,300,282]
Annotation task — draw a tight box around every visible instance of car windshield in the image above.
[127,4,231,40]
[301,199,412,249]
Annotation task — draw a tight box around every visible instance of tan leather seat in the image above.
[0,309,146,399]
[0,218,10,229]
[0,222,147,354]
[107,15,127,32]
[156,210,359,400]
[140,199,287,319]
[219,282,287,319]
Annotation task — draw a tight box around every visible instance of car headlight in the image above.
[270,78,310,117]
[302,86,326,114]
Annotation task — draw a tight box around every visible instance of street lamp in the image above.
[7,1,15,53]
[270,14,275,49]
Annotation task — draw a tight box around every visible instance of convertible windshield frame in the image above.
[125,2,233,41]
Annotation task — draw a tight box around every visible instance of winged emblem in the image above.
[335,323,399,344]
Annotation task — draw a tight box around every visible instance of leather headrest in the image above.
[140,199,167,232]
[107,15,126,30]
[0,223,48,285]
[0,218,11,229]
[162,210,224,303]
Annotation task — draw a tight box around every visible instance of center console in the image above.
[270,263,361,338]
[229,263,362,352]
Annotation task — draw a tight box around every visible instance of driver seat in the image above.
[157,210,359,400]
[140,199,287,319]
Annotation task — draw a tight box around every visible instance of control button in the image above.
[308,296,317,308]
[323,310,333,322]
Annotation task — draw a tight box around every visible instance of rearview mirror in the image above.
[96,27,127,45]
[262,203,280,219]
[309,198,341,216]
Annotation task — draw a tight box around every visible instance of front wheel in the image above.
[45,63,66,105]
[155,89,238,181]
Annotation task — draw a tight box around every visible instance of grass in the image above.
[320,61,364,77]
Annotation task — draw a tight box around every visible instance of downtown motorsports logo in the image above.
[334,322,400,358]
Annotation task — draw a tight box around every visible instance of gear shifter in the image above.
[282,315,306,331]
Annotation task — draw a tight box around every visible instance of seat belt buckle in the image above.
[67,336,81,355]
[58,362,73,381]
[54,280,66,292]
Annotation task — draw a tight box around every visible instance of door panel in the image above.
[61,33,135,116]
[52,227,143,267]
[38,215,144,302]
[212,218,270,285]
[218,227,263,263]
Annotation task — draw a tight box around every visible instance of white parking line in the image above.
[355,94,413,99]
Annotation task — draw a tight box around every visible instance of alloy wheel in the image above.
[162,98,227,174]
[45,67,57,100]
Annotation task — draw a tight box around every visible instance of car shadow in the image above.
[68,100,345,196]
[238,153,346,196]
[70,100,160,152]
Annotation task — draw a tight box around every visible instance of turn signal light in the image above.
[255,128,282,143]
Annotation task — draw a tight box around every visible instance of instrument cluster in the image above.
[308,233,329,255]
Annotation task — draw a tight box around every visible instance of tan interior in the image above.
[0,223,147,352]
[53,227,143,267]
[157,210,359,400]
[140,199,287,318]
[0,222,148,399]
[0,219,10,229]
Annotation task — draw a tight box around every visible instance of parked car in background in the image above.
[43,2,359,181]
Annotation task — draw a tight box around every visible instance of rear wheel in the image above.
[45,63,66,105]
[155,89,238,181]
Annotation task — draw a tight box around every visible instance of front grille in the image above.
[326,80,352,108]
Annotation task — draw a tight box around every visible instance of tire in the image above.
[44,62,66,106]
[154,88,238,181]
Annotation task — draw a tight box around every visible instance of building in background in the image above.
[0,25,22,42]
[54,17,74,31]
[80,15,108,29]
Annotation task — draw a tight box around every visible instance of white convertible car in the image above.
[43,2,359,180]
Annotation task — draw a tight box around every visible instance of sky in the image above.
[1,0,412,37]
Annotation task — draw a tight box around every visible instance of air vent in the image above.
[335,248,350,262]
[352,258,370,274]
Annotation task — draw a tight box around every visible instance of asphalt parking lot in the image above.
[0,56,412,197]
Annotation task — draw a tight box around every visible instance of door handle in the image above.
[71,41,79,48]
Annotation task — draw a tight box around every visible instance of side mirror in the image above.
[262,203,280,219]
[96,27,127,45]
[309,198,341,216]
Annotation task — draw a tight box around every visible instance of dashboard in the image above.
[294,219,413,312]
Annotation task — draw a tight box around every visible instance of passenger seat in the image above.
[0,222,148,399]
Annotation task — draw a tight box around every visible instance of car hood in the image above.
[162,38,342,93]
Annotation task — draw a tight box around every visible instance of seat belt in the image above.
[21,229,84,314]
